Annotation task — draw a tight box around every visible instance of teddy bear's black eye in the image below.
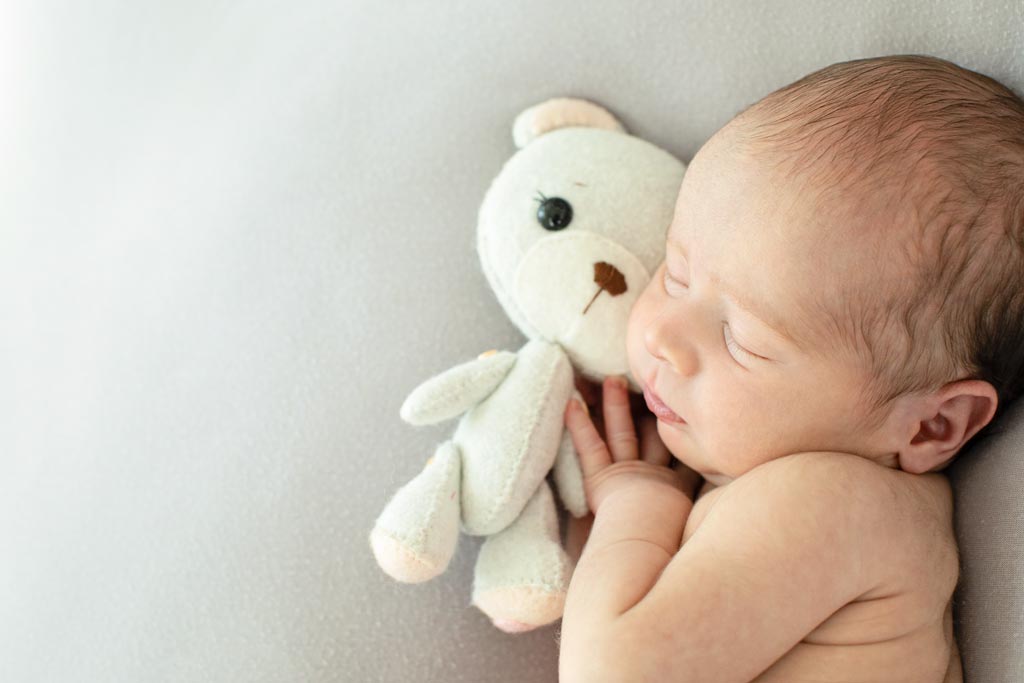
[535,196,573,231]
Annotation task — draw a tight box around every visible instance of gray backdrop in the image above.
[3,1,1022,682]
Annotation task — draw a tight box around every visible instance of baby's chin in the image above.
[684,458,725,481]
[681,459,733,488]
[665,440,732,487]
[700,471,733,487]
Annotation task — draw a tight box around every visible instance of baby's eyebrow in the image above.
[666,239,803,352]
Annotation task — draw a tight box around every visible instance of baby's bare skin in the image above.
[562,94,997,681]
[561,370,981,681]
[686,467,961,682]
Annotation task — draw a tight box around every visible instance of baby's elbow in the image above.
[559,631,640,683]
[559,648,617,683]
[561,623,695,683]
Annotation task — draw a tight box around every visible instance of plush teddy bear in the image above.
[369,97,686,633]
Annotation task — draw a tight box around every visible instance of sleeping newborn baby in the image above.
[558,54,1024,683]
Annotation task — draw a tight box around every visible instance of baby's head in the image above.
[626,54,1024,486]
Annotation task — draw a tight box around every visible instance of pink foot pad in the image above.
[491,618,538,633]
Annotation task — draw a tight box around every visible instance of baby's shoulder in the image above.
[749,450,951,508]
[755,451,958,600]
[751,451,955,539]
[685,451,957,608]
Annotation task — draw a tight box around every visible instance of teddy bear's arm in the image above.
[399,350,517,426]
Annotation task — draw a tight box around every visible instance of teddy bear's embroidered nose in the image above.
[582,261,627,314]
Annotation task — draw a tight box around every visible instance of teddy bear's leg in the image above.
[369,440,462,583]
[471,478,572,633]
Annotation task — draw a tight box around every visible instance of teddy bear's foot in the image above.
[475,587,566,634]
[369,441,461,583]
[471,479,572,632]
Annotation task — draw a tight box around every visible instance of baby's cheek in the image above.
[626,292,653,377]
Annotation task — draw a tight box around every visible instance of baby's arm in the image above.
[557,377,701,680]
[560,451,890,683]
[563,466,698,618]
[558,378,703,632]
[559,474,696,682]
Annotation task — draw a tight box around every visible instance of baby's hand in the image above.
[564,375,693,517]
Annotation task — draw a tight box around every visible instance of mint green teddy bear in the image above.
[369,97,686,632]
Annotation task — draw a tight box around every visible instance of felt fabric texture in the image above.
[3,1,1022,682]
[371,440,463,583]
[370,99,686,632]
[370,338,579,622]
[399,350,519,426]
[476,126,683,382]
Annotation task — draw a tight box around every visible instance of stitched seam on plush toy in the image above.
[484,585,565,593]
[411,444,458,548]
[480,582,569,593]
[490,341,563,520]
[374,528,440,569]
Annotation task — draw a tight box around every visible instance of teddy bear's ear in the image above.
[512,97,627,149]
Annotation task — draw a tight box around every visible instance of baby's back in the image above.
[684,457,961,682]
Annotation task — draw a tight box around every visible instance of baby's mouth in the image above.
[643,384,687,424]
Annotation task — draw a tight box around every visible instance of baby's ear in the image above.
[896,380,998,474]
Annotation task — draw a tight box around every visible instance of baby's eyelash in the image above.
[662,269,687,293]
[662,270,767,363]
[724,325,769,362]
[723,325,754,360]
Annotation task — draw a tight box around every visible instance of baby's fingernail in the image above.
[610,375,628,390]
[572,397,589,417]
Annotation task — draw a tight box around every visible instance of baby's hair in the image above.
[733,54,1024,447]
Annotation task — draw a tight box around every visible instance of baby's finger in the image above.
[564,398,612,478]
[602,376,638,462]
[638,414,672,467]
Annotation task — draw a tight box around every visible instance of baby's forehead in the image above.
[684,138,925,351]
[692,116,939,256]
[723,123,933,255]
[691,126,898,248]
[725,102,959,223]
